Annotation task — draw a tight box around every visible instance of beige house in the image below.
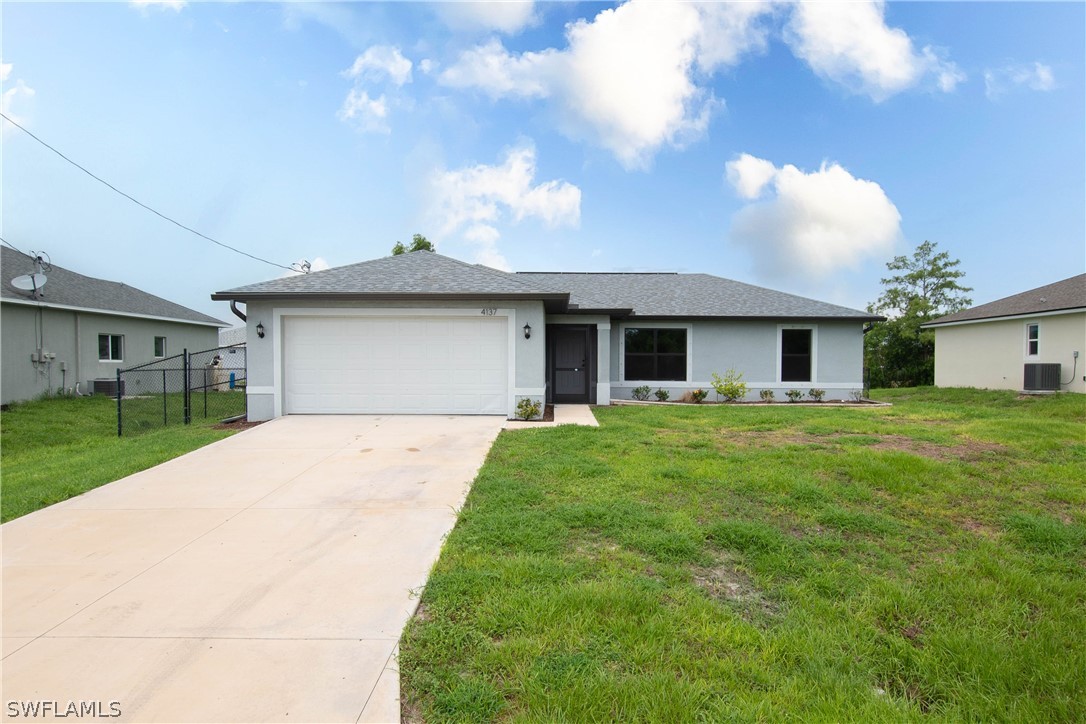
[923,274,1085,394]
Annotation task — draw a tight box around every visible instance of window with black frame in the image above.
[780,328,812,382]
[624,328,687,381]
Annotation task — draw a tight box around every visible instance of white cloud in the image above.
[336,89,389,133]
[785,0,963,101]
[984,62,1056,100]
[129,0,186,12]
[437,2,538,35]
[725,154,901,279]
[726,153,778,200]
[343,45,413,87]
[440,1,770,169]
[429,143,581,268]
[1,61,36,134]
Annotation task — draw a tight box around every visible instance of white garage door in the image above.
[283,315,508,414]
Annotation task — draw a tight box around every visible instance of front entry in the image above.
[548,325,594,403]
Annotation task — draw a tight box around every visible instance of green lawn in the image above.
[1,395,237,522]
[400,388,1086,721]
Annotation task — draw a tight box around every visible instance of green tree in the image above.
[865,240,972,388]
[392,234,435,255]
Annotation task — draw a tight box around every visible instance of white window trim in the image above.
[98,333,124,363]
[153,336,167,358]
[777,324,818,384]
[617,321,693,384]
[1025,322,1040,358]
[270,307,517,418]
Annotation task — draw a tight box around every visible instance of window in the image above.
[624,328,687,381]
[98,334,124,362]
[154,336,167,358]
[1026,323,1039,356]
[781,328,812,382]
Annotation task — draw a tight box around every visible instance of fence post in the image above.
[116,368,122,437]
[203,365,208,419]
[183,349,190,425]
[163,368,168,425]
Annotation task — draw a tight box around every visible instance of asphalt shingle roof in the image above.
[213,251,561,298]
[516,272,878,319]
[924,274,1086,326]
[213,251,878,319]
[1,246,224,326]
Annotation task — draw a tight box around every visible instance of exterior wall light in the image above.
[523,323,532,340]
[256,322,265,339]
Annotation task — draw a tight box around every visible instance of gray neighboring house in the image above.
[212,251,881,420]
[2,246,225,405]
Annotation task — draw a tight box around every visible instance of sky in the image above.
[2,1,1083,324]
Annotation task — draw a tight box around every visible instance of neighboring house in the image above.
[217,326,247,372]
[1,246,225,405]
[211,251,881,420]
[922,274,1085,394]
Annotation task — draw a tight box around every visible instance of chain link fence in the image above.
[117,344,246,436]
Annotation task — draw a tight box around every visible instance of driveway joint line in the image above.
[355,639,399,724]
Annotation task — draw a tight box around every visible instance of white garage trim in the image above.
[272,307,517,417]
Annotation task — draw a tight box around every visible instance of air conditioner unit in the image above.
[1023,363,1061,391]
[92,378,125,397]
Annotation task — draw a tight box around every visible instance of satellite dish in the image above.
[11,273,47,291]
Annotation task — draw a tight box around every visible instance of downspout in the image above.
[74,312,81,394]
[230,300,247,323]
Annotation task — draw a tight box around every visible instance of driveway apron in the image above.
[1,415,504,723]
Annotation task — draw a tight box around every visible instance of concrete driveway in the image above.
[1,415,504,723]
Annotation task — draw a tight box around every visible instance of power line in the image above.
[0,236,28,256]
[1,112,306,274]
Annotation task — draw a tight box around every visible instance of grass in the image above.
[400,388,1086,721]
[1,394,237,522]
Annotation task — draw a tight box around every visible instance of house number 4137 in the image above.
[480,308,497,316]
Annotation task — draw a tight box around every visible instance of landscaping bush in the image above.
[711,369,748,402]
[515,398,542,420]
[654,388,670,402]
[631,385,651,401]
[785,389,804,403]
[690,388,708,403]
[808,388,826,402]
[759,389,775,402]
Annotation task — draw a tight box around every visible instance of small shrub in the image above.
[711,369,748,402]
[759,389,775,403]
[808,388,826,402]
[785,389,804,403]
[690,388,708,403]
[631,385,651,401]
[515,397,542,420]
[654,388,670,402]
[849,389,865,402]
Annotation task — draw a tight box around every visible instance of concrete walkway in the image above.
[1,415,504,723]
[503,404,599,430]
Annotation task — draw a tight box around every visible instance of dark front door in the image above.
[552,326,590,403]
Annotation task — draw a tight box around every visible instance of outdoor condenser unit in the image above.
[1023,363,1061,391]
[92,378,125,397]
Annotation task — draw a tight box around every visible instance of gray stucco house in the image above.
[212,251,880,420]
[2,246,225,405]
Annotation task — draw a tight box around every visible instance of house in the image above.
[1,246,225,405]
[922,274,1085,394]
[216,326,247,373]
[211,251,881,420]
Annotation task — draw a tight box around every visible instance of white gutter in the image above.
[0,297,226,328]
[921,307,1085,329]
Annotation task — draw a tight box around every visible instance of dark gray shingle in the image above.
[1,246,224,326]
[924,274,1086,326]
[213,251,561,299]
[516,272,878,319]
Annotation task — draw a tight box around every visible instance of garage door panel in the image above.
[284,315,508,415]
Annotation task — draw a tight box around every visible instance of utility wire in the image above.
[0,236,28,256]
[1,112,306,273]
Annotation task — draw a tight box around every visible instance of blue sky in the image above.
[3,1,1083,322]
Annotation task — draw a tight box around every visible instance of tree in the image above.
[864,241,972,388]
[392,234,435,255]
